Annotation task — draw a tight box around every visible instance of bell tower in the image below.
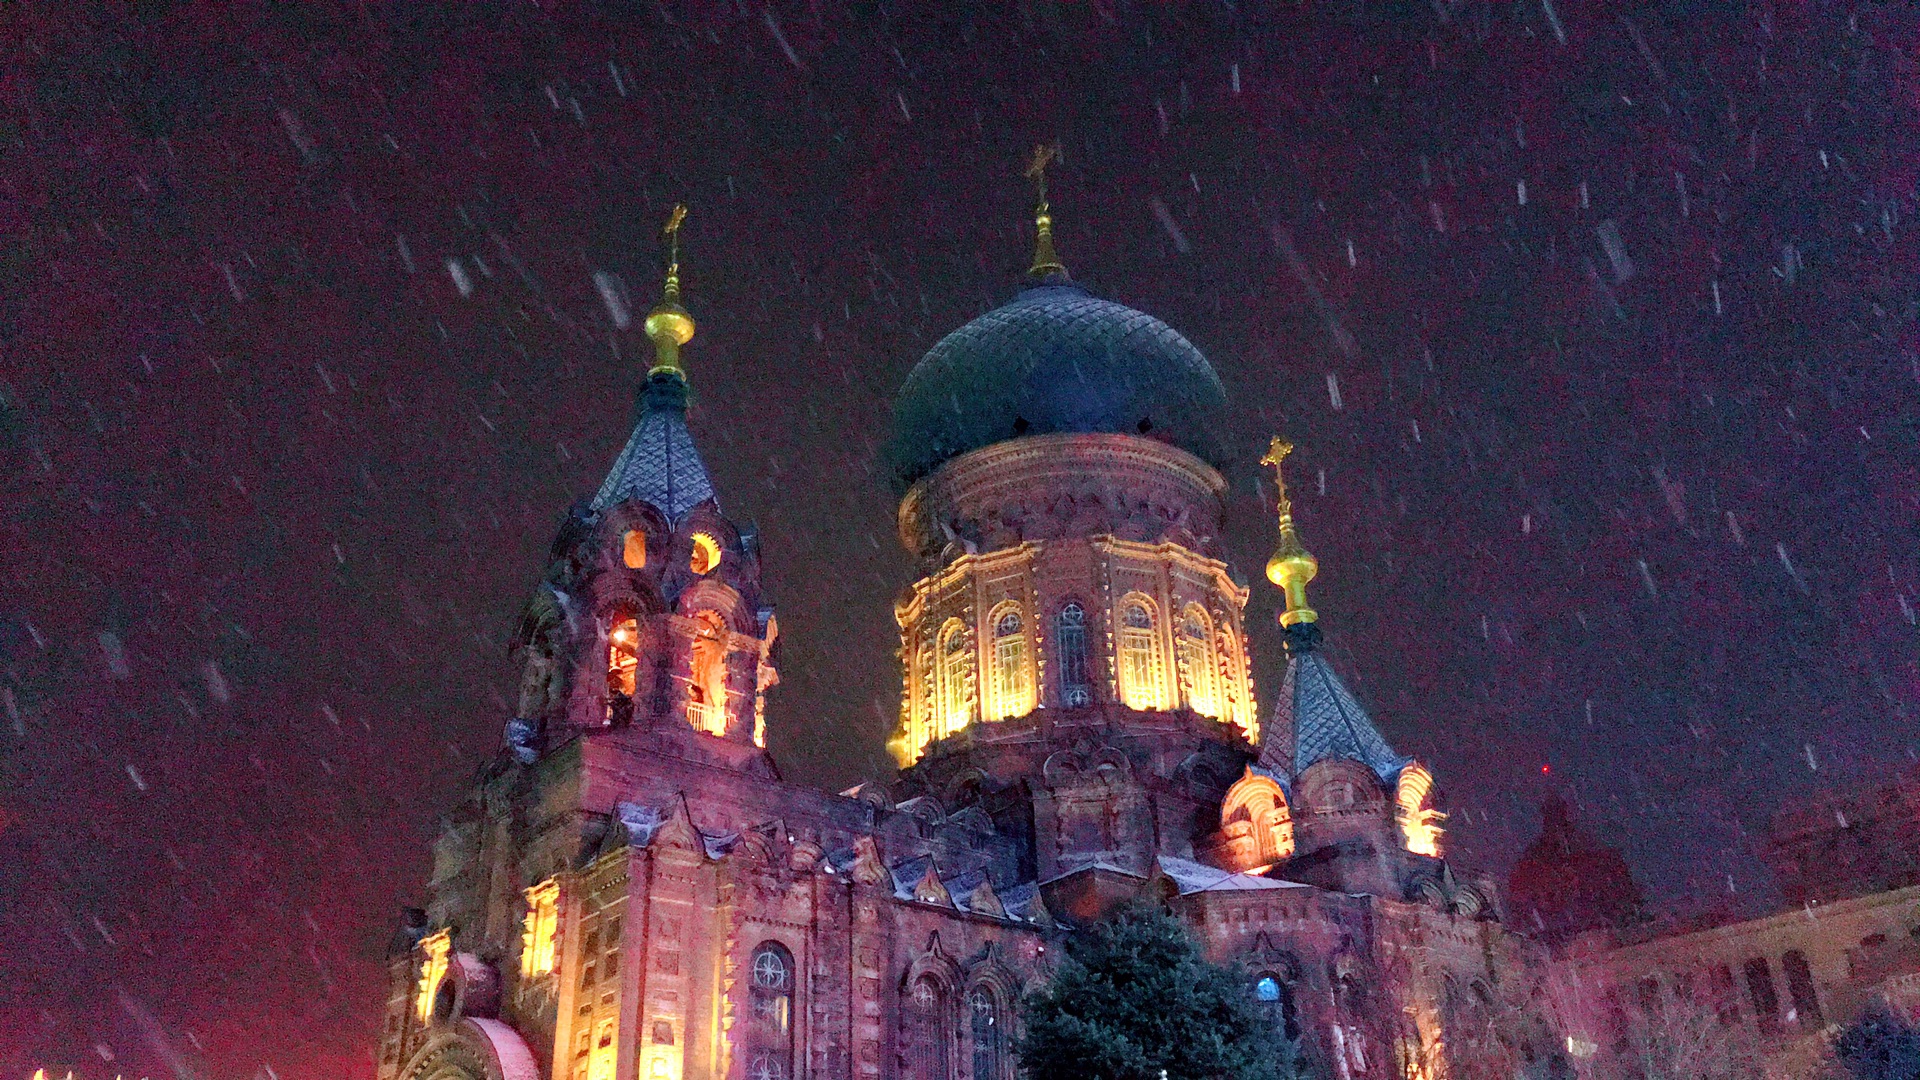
[509,205,778,769]
[1210,435,1447,896]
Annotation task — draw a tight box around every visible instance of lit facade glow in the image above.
[521,879,560,978]
[1396,764,1446,858]
[686,611,730,735]
[1220,771,1295,868]
[987,603,1033,720]
[1117,595,1167,711]
[892,533,1256,765]
[937,619,973,738]
[416,929,451,1023]
[688,532,720,575]
[607,617,639,698]
[1178,603,1219,718]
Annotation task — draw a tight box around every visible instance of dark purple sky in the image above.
[2,2,1915,1078]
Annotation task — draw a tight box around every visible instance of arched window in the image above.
[687,610,729,735]
[1253,974,1300,1041]
[1744,957,1780,1033]
[1781,950,1823,1026]
[988,605,1030,720]
[1118,597,1164,710]
[622,529,647,569]
[938,621,973,737]
[1178,604,1217,718]
[607,612,640,722]
[746,943,794,1080]
[903,975,952,1080]
[969,986,1004,1080]
[1054,603,1091,707]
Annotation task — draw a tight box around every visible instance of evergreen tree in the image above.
[1827,1009,1920,1080]
[1016,905,1311,1080]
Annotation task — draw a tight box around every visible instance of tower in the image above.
[884,148,1258,888]
[512,205,778,769]
[1209,437,1449,899]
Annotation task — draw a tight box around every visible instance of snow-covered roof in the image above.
[1155,855,1311,895]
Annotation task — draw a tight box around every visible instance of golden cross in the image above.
[1025,144,1058,203]
[662,203,688,263]
[1261,436,1295,517]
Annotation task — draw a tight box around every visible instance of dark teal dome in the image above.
[886,283,1231,490]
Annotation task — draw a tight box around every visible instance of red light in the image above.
[1541,764,1550,774]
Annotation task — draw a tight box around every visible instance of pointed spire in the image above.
[1024,144,1069,282]
[592,203,718,522]
[644,203,696,377]
[1262,436,1319,631]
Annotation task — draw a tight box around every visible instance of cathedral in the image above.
[371,169,1540,1080]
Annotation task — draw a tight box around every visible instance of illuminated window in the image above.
[747,943,794,1080]
[1178,604,1218,717]
[1054,603,1090,707]
[988,605,1030,720]
[938,620,972,737]
[415,929,451,1023]
[623,530,647,569]
[521,879,561,978]
[1118,597,1164,710]
[689,532,721,575]
[687,610,728,735]
[608,615,640,698]
[1396,766,1444,857]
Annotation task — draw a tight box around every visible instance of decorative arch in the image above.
[744,941,796,1080]
[1220,770,1294,866]
[1395,763,1445,857]
[937,619,974,739]
[1252,970,1301,1041]
[985,601,1032,721]
[604,603,642,721]
[676,579,752,632]
[1116,593,1167,710]
[901,939,962,1080]
[966,980,1011,1080]
[1177,603,1218,718]
[964,947,1020,1080]
[399,1018,541,1080]
[1053,600,1092,707]
[1214,619,1253,738]
[1298,758,1387,816]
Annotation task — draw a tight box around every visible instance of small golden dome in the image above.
[645,302,696,347]
[1266,532,1318,590]
[1261,435,1319,626]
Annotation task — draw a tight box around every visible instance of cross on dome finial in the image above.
[661,203,687,304]
[1025,143,1068,282]
[645,203,696,378]
[1262,435,1319,627]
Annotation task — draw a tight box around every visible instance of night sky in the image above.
[2,2,1916,1078]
